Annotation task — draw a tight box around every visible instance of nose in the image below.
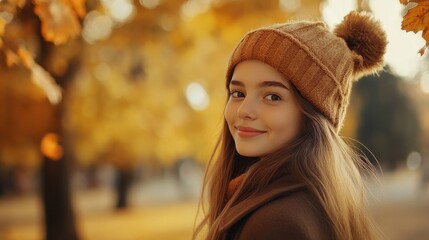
[237,97,257,120]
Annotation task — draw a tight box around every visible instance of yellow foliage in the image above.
[0,71,54,168]
[3,0,322,168]
[3,47,62,104]
[33,0,82,45]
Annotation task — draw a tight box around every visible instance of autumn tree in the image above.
[1,0,85,239]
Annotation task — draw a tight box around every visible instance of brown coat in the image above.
[219,176,334,240]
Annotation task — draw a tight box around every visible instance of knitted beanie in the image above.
[225,11,387,131]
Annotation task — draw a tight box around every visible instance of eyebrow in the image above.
[230,80,289,90]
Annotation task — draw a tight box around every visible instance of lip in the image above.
[235,126,266,138]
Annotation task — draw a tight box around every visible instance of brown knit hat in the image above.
[226,11,387,131]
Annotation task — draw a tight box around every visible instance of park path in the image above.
[1,168,428,240]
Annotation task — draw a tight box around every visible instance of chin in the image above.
[236,148,265,158]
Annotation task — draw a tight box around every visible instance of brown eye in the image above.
[265,94,281,101]
[230,91,245,98]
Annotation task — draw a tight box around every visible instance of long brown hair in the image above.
[193,82,382,240]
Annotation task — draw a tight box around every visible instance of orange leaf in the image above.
[0,18,5,37]
[401,3,429,32]
[68,0,86,18]
[420,28,429,55]
[41,133,64,160]
[33,0,81,45]
[5,49,20,67]
[423,23,429,42]
[419,45,429,56]
[401,1,429,55]
[401,0,429,4]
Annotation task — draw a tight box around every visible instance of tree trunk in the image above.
[37,37,82,239]
[38,59,80,239]
[41,153,78,240]
[115,168,132,209]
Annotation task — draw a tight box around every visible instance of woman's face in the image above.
[225,60,304,157]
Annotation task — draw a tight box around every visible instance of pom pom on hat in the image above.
[334,11,387,79]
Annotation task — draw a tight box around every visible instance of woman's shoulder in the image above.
[237,190,333,240]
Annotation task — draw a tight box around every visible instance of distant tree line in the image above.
[355,67,421,171]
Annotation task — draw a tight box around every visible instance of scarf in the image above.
[226,173,246,200]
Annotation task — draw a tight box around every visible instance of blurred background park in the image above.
[1,0,429,239]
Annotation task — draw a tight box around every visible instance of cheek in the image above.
[287,109,304,137]
[271,106,303,137]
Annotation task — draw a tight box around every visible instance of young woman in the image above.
[193,11,387,240]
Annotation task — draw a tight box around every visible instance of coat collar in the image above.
[218,175,306,232]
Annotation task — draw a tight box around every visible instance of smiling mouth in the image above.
[235,126,266,138]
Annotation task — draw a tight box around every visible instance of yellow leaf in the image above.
[30,64,63,104]
[5,49,20,67]
[33,0,81,45]
[401,1,429,55]
[17,47,35,68]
